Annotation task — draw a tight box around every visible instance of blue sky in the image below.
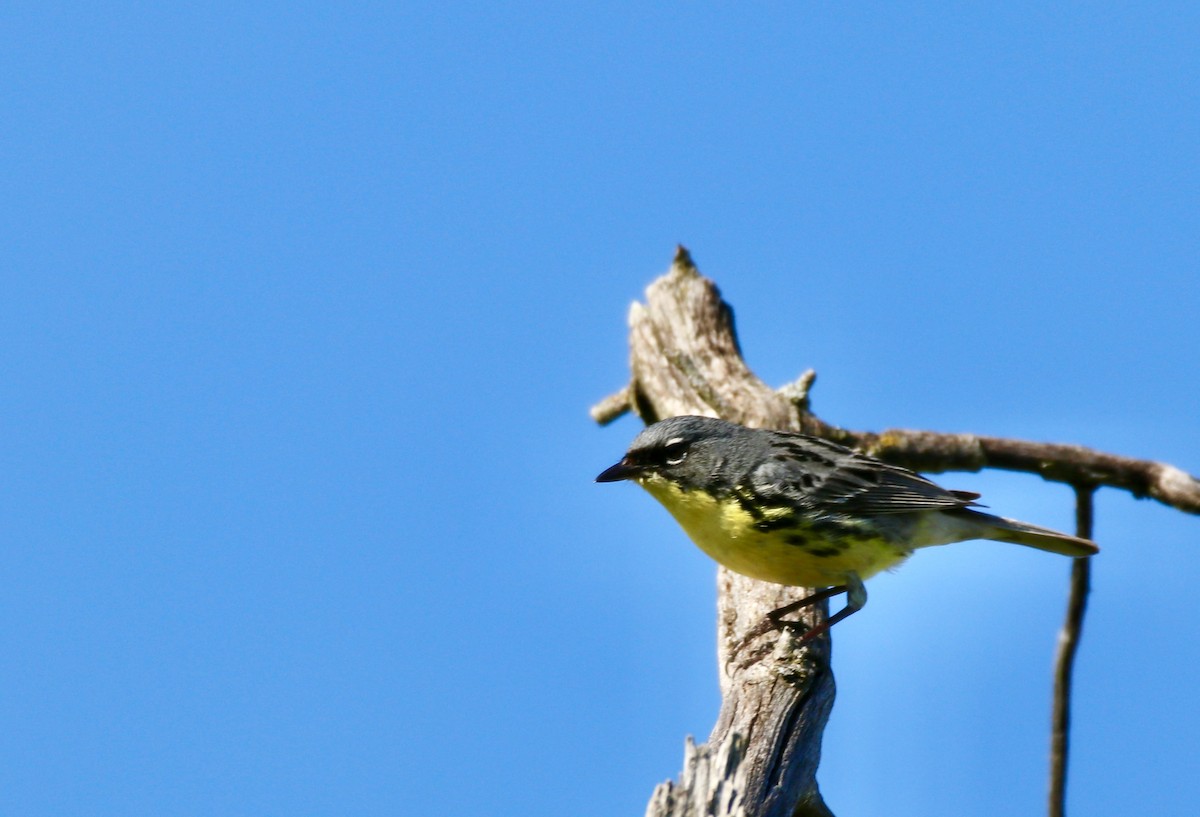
[2,3,1198,815]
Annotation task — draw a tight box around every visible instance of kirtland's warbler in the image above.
[597,415,1098,641]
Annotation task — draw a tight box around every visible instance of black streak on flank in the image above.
[731,486,766,521]
[752,515,800,533]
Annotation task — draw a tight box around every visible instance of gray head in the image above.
[595,415,763,491]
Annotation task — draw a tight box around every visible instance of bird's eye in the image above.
[663,439,689,466]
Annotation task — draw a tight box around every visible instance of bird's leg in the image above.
[764,573,867,643]
[765,585,845,628]
[739,585,841,644]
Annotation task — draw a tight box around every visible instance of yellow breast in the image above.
[638,476,909,587]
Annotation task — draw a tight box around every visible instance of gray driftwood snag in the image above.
[611,248,838,817]
[594,247,1200,817]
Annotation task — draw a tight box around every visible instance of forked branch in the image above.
[592,247,1199,817]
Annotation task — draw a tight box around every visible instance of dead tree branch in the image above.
[592,247,1200,817]
[1049,488,1095,817]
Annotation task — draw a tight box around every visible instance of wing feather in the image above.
[750,433,975,516]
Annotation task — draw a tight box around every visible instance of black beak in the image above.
[596,458,639,483]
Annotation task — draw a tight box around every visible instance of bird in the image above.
[596,415,1098,642]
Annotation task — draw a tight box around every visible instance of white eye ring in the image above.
[664,437,688,466]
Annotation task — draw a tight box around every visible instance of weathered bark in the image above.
[593,247,1200,817]
[608,249,837,817]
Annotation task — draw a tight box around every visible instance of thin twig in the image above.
[1049,485,1094,817]
[589,383,633,425]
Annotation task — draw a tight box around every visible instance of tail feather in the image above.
[967,510,1099,557]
